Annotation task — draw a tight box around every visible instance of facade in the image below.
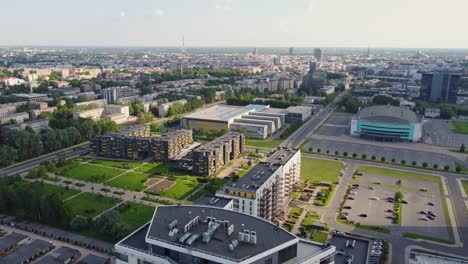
[285,106,312,123]
[2,118,49,133]
[320,86,335,95]
[114,205,335,264]
[102,86,140,103]
[216,148,301,222]
[302,62,327,95]
[0,104,18,117]
[10,93,47,102]
[91,126,192,161]
[158,99,188,117]
[0,112,29,124]
[314,48,323,64]
[192,132,244,176]
[350,105,422,142]
[31,107,57,119]
[421,72,461,103]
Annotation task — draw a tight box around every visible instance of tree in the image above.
[352,153,357,158]
[361,154,367,159]
[96,210,120,235]
[150,122,162,133]
[111,222,133,240]
[433,164,439,169]
[381,157,386,162]
[412,161,417,166]
[309,147,313,152]
[27,168,39,179]
[335,151,339,156]
[395,191,403,202]
[401,160,406,165]
[440,105,456,119]
[460,144,466,153]
[371,155,376,160]
[391,158,396,163]
[47,162,57,173]
[317,149,321,153]
[343,152,348,157]
[69,215,88,231]
[422,162,428,168]
[0,145,18,166]
[37,165,47,178]
[444,165,450,171]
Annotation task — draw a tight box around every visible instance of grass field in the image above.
[57,163,124,183]
[301,157,343,183]
[462,180,468,195]
[311,230,328,243]
[90,159,142,169]
[135,162,185,176]
[65,193,120,218]
[105,172,149,191]
[246,139,283,149]
[451,121,468,134]
[357,166,441,184]
[157,176,200,200]
[118,202,155,229]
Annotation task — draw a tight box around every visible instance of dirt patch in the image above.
[147,179,175,192]
[145,177,163,187]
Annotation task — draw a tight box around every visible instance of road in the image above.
[0,145,90,177]
[281,89,349,149]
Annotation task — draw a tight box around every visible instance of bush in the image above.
[343,152,348,157]
[412,161,417,166]
[371,155,376,161]
[361,154,367,159]
[335,151,339,156]
[401,160,406,165]
[309,147,313,152]
[69,215,88,231]
[433,164,439,169]
[381,157,386,162]
[317,148,321,153]
[326,150,330,154]
[444,165,450,171]
[352,153,357,158]
[422,162,428,168]
[391,158,396,163]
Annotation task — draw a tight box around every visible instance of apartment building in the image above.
[102,86,140,103]
[192,132,244,176]
[114,205,336,264]
[91,126,192,161]
[0,112,30,124]
[2,119,49,134]
[216,148,301,222]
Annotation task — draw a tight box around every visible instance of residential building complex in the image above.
[102,86,140,103]
[114,205,336,264]
[216,148,301,221]
[1,118,49,134]
[350,105,422,142]
[90,125,193,161]
[0,112,29,124]
[192,132,244,176]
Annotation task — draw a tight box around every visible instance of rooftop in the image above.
[0,232,28,252]
[193,195,232,208]
[183,104,268,122]
[35,246,81,264]
[355,105,421,124]
[78,254,110,264]
[140,206,297,262]
[1,239,53,263]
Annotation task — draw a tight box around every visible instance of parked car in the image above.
[344,206,352,209]
[428,202,435,206]
[359,213,368,218]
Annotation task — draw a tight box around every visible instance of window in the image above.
[115,253,128,262]
[264,258,273,264]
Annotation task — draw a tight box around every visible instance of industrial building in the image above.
[182,104,311,139]
[216,148,301,222]
[114,205,336,264]
[350,105,422,142]
[192,132,244,176]
[90,125,193,161]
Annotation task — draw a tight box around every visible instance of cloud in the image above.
[120,11,126,17]
[215,0,233,10]
[154,8,164,16]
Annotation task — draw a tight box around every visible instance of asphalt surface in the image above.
[0,145,90,177]
[424,119,468,148]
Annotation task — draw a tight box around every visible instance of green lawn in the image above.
[105,172,149,191]
[89,159,142,169]
[118,202,155,229]
[311,230,328,243]
[451,121,468,134]
[301,210,320,228]
[404,232,454,244]
[135,162,185,176]
[65,193,120,218]
[357,166,441,184]
[57,164,125,183]
[462,180,468,195]
[301,157,343,183]
[158,176,200,200]
[246,139,283,149]
[39,183,81,200]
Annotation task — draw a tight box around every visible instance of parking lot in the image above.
[342,173,450,241]
[330,234,369,264]
[423,119,468,148]
[305,138,460,169]
[317,114,351,137]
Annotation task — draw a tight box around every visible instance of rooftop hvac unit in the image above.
[168,219,178,230]
[228,224,235,236]
[244,230,251,243]
[238,231,245,242]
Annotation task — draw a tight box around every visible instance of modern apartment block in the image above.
[192,132,244,176]
[114,205,336,264]
[216,148,301,222]
[102,86,140,103]
[152,129,194,162]
[90,125,192,161]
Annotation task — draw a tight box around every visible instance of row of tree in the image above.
[167,99,204,117]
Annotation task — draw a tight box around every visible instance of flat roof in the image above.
[183,104,268,122]
[35,246,81,264]
[1,239,53,262]
[193,195,232,208]
[78,254,109,264]
[0,232,28,251]
[355,105,420,124]
[144,206,297,262]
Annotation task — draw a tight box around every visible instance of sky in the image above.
[1,0,467,48]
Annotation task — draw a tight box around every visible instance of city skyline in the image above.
[2,0,467,48]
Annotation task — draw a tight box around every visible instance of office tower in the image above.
[289,47,294,55]
[253,48,258,56]
[420,71,461,103]
[302,62,327,95]
[101,86,139,103]
[314,48,323,63]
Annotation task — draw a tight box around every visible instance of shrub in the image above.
[433,164,439,169]
[361,154,367,159]
[444,165,450,171]
[309,147,313,152]
[412,161,417,166]
[422,162,428,168]
[401,160,406,165]
[326,150,330,154]
[391,158,396,163]
[343,152,348,157]
[317,149,321,153]
[335,151,339,156]
[371,155,376,161]
[352,153,357,158]
[381,157,386,162]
